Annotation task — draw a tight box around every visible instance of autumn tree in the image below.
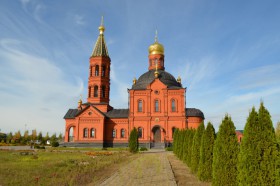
[198,122,215,181]
[212,115,238,186]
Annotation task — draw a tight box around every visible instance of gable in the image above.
[147,78,167,90]
[76,105,105,118]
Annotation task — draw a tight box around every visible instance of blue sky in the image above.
[0,0,279,135]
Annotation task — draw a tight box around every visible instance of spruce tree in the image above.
[198,122,215,181]
[212,115,238,186]
[190,122,205,173]
[129,127,138,153]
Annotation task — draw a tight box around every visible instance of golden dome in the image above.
[149,41,164,55]
[148,30,164,55]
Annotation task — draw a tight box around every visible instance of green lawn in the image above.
[0,149,130,186]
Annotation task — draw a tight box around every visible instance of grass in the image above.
[0,148,131,186]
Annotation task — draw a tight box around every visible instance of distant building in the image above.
[236,130,244,143]
[64,19,204,148]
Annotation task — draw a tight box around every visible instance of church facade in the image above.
[63,20,204,148]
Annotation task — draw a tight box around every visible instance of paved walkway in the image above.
[99,151,177,186]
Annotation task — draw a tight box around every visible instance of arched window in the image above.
[83,128,88,138]
[112,129,116,138]
[155,100,159,112]
[102,66,106,77]
[138,127,143,138]
[68,126,74,142]
[90,128,95,138]
[94,86,98,97]
[172,127,176,138]
[88,86,91,98]
[95,65,99,76]
[171,99,176,112]
[102,86,106,98]
[121,129,125,138]
[138,100,143,112]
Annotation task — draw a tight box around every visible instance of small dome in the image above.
[148,41,164,55]
[132,69,181,90]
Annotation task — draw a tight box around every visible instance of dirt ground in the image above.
[167,154,211,186]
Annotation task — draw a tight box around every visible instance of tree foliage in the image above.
[212,115,239,186]
[128,127,138,153]
[198,122,215,181]
[186,129,195,166]
[275,121,280,143]
[238,103,278,185]
[190,122,205,173]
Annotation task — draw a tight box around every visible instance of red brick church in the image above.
[64,19,204,148]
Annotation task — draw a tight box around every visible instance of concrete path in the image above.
[99,151,177,186]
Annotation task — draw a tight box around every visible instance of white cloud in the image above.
[178,56,219,91]
[110,63,130,108]
[0,38,83,134]
[74,14,85,25]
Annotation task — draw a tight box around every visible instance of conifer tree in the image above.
[198,122,215,181]
[276,121,280,143]
[183,129,190,164]
[212,115,238,186]
[190,122,205,173]
[129,127,138,153]
[173,129,178,155]
[238,104,278,185]
[178,130,184,160]
[257,102,277,184]
[186,129,195,166]
[238,107,259,184]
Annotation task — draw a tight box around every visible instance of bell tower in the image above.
[87,17,111,105]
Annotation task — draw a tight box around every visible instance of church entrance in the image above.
[152,126,161,142]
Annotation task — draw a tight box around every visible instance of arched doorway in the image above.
[152,126,161,142]
[68,127,74,142]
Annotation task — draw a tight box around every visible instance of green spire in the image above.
[91,16,109,57]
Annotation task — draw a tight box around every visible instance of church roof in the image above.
[105,109,129,118]
[132,69,182,90]
[91,17,109,57]
[64,108,129,119]
[186,108,205,119]
[91,34,109,57]
[64,108,204,119]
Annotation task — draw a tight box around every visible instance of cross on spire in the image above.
[155,29,158,42]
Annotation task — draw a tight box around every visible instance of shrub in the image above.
[139,147,148,151]
[51,141,59,147]
[128,127,138,153]
[165,146,173,151]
